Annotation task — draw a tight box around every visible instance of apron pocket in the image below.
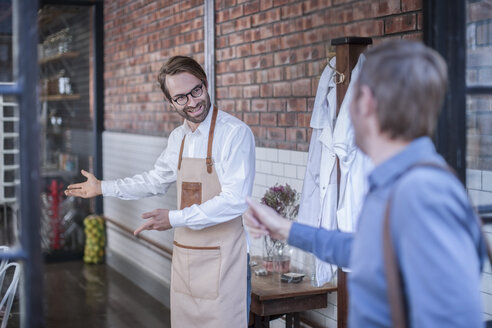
[172,242,221,300]
[180,182,202,210]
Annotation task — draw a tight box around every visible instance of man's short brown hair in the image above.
[357,40,448,141]
[157,56,208,101]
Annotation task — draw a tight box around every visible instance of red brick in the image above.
[252,99,267,112]
[285,63,307,80]
[255,70,269,83]
[296,44,324,62]
[260,0,273,11]
[217,47,236,61]
[236,44,252,57]
[235,99,251,112]
[228,58,245,72]
[402,0,422,11]
[385,13,417,34]
[237,72,254,85]
[218,100,235,112]
[267,127,285,141]
[245,54,275,70]
[273,82,292,97]
[273,0,290,6]
[244,1,260,15]
[260,113,277,126]
[287,98,307,112]
[303,0,327,14]
[298,113,311,127]
[278,112,296,126]
[268,98,286,112]
[280,33,302,49]
[286,128,307,142]
[260,25,274,39]
[221,73,237,86]
[251,126,267,139]
[244,113,259,125]
[216,86,229,98]
[378,0,400,16]
[281,3,303,19]
[359,20,384,37]
[268,67,284,82]
[229,86,243,98]
[235,16,251,31]
[261,84,273,97]
[252,8,281,27]
[292,78,312,97]
[229,31,247,46]
[244,85,260,97]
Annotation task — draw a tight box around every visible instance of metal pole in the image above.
[13,0,44,326]
[204,0,215,104]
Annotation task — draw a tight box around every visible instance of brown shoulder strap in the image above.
[206,105,218,174]
[383,161,492,328]
[178,135,186,171]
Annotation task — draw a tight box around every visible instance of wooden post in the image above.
[331,36,372,328]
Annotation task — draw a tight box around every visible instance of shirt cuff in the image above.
[169,210,185,228]
[101,180,116,197]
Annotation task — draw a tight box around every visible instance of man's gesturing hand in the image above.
[244,197,293,241]
[65,170,102,198]
[134,209,171,236]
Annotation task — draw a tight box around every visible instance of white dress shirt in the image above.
[101,106,256,230]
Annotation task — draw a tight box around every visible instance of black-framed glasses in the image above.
[172,83,204,106]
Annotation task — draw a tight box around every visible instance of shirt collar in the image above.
[181,104,214,136]
[368,136,442,190]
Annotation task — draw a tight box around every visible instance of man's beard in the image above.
[178,94,211,124]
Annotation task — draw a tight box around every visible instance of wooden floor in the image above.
[0,261,172,328]
[43,261,171,328]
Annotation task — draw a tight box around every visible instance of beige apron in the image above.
[171,106,247,328]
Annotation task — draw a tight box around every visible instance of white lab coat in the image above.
[298,55,372,286]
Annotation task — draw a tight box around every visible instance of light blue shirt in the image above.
[289,137,487,328]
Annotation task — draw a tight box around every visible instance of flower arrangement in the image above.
[261,183,299,273]
[261,183,300,220]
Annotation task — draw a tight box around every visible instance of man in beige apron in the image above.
[66,56,255,327]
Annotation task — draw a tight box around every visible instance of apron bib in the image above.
[170,106,247,328]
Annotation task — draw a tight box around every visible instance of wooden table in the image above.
[250,270,337,328]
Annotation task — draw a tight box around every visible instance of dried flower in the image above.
[261,183,299,221]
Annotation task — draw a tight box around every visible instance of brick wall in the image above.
[215,0,423,151]
[104,0,205,135]
[104,0,423,150]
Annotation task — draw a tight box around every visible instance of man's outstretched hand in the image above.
[65,170,102,198]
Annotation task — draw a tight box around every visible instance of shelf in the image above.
[39,51,79,65]
[41,94,80,101]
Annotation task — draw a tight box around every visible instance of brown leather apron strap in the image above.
[178,135,186,171]
[206,105,219,174]
[383,161,492,328]
[383,195,408,328]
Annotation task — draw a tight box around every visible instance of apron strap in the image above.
[383,161,492,328]
[206,105,219,174]
[178,135,186,171]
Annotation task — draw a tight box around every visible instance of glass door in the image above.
[466,0,492,214]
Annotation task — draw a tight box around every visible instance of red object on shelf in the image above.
[49,180,63,250]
